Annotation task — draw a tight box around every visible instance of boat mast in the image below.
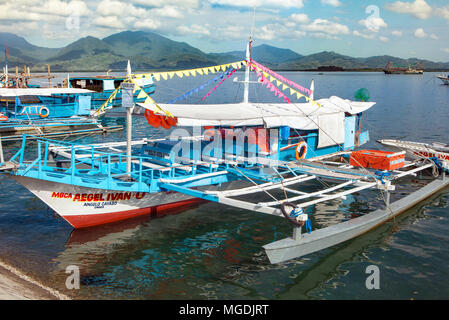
[126,60,133,177]
[243,37,252,104]
[4,47,8,88]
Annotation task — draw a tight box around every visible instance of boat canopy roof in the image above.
[137,96,375,130]
[0,88,94,97]
[70,76,126,81]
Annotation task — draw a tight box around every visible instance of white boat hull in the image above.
[378,139,449,163]
[12,175,203,228]
[437,76,449,85]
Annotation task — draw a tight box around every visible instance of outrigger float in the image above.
[1,42,448,264]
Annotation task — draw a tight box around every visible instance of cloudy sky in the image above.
[1,0,448,61]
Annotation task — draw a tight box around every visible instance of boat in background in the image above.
[436,74,449,85]
[383,61,423,74]
[0,87,122,141]
[68,75,156,111]
[378,139,449,165]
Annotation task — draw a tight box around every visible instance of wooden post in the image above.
[47,65,51,87]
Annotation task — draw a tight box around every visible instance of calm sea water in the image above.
[0,71,448,300]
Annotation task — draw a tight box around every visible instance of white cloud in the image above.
[290,13,309,24]
[441,48,449,54]
[208,0,303,9]
[414,28,427,38]
[353,30,376,40]
[359,17,388,32]
[430,33,439,40]
[132,0,199,9]
[436,6,449,23]
[149,6,184,18]
[300,19,350,35]
[379,36,389,42]
[177,24,211,36]
[385,0,433,19]
[321,0,341,7]
[392,30,403,37]
[95,16,126,29]
[134,19,162,30]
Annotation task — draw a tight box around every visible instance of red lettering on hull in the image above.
[70,192,143,202]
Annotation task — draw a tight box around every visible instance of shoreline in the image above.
[0,259,71,300]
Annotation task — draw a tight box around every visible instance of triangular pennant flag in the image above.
[168,72,175,79]
[176,71,184,78]
[153,74,161,82]
[161,73,168,80]
[144,97,153,105]
[137,90,147,99]
[282,84,288,91]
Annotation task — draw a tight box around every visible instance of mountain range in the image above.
[1,31,448,72]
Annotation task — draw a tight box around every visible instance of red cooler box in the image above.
[350,150,405,171]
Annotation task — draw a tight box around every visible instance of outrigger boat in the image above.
[378,139,449,164]
[0,42,448,264]
[68,75,156,112]
[436,74,449,85]
[0,88,122,141]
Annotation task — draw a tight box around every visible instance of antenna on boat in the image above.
[4,44,8,88]
[243,6,256,104]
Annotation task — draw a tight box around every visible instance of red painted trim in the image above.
[63,198,205,229]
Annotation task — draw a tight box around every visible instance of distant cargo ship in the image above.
[383,61,423,74]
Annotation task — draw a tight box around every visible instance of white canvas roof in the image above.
[0,88,94,97]
[137,96,375,130]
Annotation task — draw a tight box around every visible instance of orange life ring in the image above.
[0,114,8,121]
[295,142,308,160]
[39,106,50,118]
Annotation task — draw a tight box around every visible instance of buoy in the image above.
[295,142,308,160]
[39,106,50,118]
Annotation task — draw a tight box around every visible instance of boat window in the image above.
[114,80,123,88]
[69,79,103,92]
[103,80,115,91]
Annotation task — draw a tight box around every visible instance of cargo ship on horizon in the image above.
[383,61,424,74]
